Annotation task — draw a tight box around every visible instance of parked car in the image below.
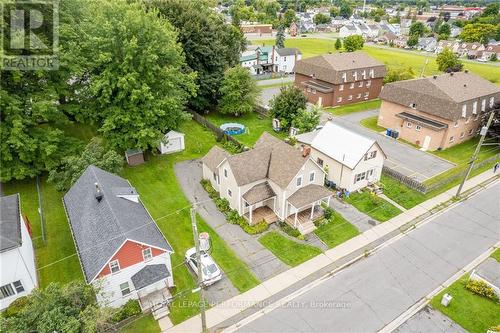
[185,248,222,286]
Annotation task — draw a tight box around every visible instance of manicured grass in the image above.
[430,274,500,333]
[258,231,322,267]
[205,111,286,147]
[491,248,500,262]
[254,39,500,84]
[3,178,83,287]
[120,121,259,324]
[326,99,381,116]
[120,314,160,333]
[380,175,427,210]
[314,211,359,248]
[345,190,402,222]
[360,115,385,133]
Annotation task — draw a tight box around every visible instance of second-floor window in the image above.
[224,169,228,178]
[481,99,486,111]
[296,176,302,187]
[366,80,371,87]
[350,83,354,89]
[109,260,120,274]
[142,248,152,261]
[317,158,323,167]
[472,101,477,114]
[339,84,344,91]
[489,97,495,108]
[365,151,377,160]
[462,104,467,118]
[227,189,232,197]
[309,172,315,182]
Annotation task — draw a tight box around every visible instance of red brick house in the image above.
[293,52,386,107]
[378,72,500,151]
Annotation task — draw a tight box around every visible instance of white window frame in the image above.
[366,80,371,87]
[406,122,412,128]
[468,128,474,135]
[461,104,467,118]
[227,189,232,197]
[350,82,354,89]
[358,81,363,87]
[12,280,24,293]
[354,172,367,183]
[339,84,344,91]
[454,121,459,128]
[356,93,361,99]
[449,136,454,142]
[362,70,367,79]
[142,247,153,261]
[317,158,323,167]
[465,117,470,124]
[369,69,375,78]
[489,97,495,108]
[109,260,120,274]
[337,97,342,103]
[460,132,465,139]
[296,176,303,187]
[342,73,347,82]
[472,101,477,114]
[415,125,421,131]
[0,284,16,299]
[120,282,131,296]
[348,95,353,101]
[309,171,315,183]
[224,169,228,178]
[481,99,486,111]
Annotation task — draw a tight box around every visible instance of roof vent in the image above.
[94,183,103,202]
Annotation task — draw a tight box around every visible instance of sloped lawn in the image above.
[314,211,359,248]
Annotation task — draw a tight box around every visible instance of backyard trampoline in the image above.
[220,123,245,135]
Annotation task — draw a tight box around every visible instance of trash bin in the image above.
[386,128,392,137]
[441,293,452,307]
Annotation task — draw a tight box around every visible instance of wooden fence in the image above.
[382,166,427,193]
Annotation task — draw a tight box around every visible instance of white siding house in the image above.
[0,194,38,310]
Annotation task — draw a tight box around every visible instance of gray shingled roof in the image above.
[276,48,302,56]
[294,52,386,84]
[0,194,21,253]
[131,264,170,291]
[201,146,230,173]
[63,165,173,283]
[380,72,500,121]
[242,182,276,205]
[287,184,332,209]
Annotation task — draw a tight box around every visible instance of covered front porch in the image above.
[131,264,172,320]
[242,182,279,225]
[285,184,332,235]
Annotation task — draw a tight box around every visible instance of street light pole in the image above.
[455,110,496,198]
[190,202,207,332]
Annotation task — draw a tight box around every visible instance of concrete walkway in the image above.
[164,169,499,333]
[329,197,378,232]
[393,306,467,333]
[174,160,288,282]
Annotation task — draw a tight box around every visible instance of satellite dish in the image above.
[199,232,210,252]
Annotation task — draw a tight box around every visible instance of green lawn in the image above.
[254,39,500,84]
[360,115,385,133]
[205,111,286,147]
[430,249,500,333]
[326,99,381,116]
[314,211,359,248]
[345,190,402,222]
[120,315,160,333]
[258,231,322,267]
[380,175,427,210]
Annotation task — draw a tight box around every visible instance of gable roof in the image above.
[380,72,500,121]
[63,165,173,283]
[296,122,385,169]
[0,194,22,253]
[294,52,386,84]
[276,48,301,56]
[201,146,230,173]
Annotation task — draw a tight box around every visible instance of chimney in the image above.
[94,182,103,202]
[302,146,311,157]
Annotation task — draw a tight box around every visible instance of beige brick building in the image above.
[378,72,500,151]
[293,52,386,107]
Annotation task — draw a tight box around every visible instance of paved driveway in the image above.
[394,306,467,333]
[258,87,281,108]
[236,183,500,333]
[174,160,289,283]
[325,109,454,182]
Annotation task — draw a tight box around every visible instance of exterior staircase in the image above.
[297,220,317,235]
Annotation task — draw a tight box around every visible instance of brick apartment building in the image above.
[293,52,386,107]
[378,72,500,151]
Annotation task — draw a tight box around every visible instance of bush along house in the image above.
[293,52,386,107]
[378,71,500,151]
[63,165,174,319]
[201,133,332,235]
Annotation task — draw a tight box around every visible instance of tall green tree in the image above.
[407,34,419,47]
[438,23,451,37]
[219,66,259,117]
[459,23,497,43]
[292,105,321,133]
[153,0,246,111]
[339,3,352,18]
[77,0,196,151]
[275,25,286,48]
[330,6,340,17]
[383,67,415,84]
[283,9,296,27]
[344,35,364,52]
[313,13,331,25]
[409,21,425,37]
[269,86,307,130]
[436,48,463,72]
[335,38,342,50]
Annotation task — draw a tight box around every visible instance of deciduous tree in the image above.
[219,66,259,117]
[344,35,364,52]
[436,48,463,72]
[409,21,425,37]
[383,67,416,84]
[459,23,497,43]
[269,86,307,130]
[292,105,321,133]
[313,13,331,25]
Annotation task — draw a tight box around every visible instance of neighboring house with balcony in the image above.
[377,72,500,151]
[294,52,386,107]
[0,194,38,310]
[201,133,332,235]
[240,46,302,75]
[296,122,386,192]
[63,165,174,318]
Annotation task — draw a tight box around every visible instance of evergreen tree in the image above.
[276,25,285,48]
[335,38,342,50]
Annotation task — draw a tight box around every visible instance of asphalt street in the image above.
[234,182,500,333]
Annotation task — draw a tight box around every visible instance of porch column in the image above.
[327,196,331,207]
[273,197,276,214]
[310,202,315,220]
[249,204,253,225]
[294,210,298,228]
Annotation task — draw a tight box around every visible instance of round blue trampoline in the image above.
[220,123,245,135]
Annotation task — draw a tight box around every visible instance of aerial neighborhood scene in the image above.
[1,0,500,332]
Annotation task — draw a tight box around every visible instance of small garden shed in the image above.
[125,148,145,166]
[158,130,185,155]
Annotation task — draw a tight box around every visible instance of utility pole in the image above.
[456,110,496,197]
[190,202,207,332]
[420,58,429,77]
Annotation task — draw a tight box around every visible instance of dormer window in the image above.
[481,99,486,111]
[489,97,495,108]
[342,73,347,82]
[472,101,477,114]
[353,71,358,81]
[410,103,417,109]
[369,69,374,78]
[362,70,366,79]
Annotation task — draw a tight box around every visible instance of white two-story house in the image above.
[202,133,332,235]
[0,194,38,310]
[296,122,386,192]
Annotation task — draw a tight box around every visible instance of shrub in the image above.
[215,198,231,213]
[465,279,498,301]
[3,296,29,318]
[200,180,219,199]
[314,218,329,227]
[221,140,242,154]
[111,299,141,323]
[278,221,301,238]
[323,206,334,220]
[242,220,269,235]
[226,209,241,224]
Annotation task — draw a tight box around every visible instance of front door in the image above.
[421,135,431,151]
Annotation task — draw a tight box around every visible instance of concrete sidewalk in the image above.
[163,170,499,333]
